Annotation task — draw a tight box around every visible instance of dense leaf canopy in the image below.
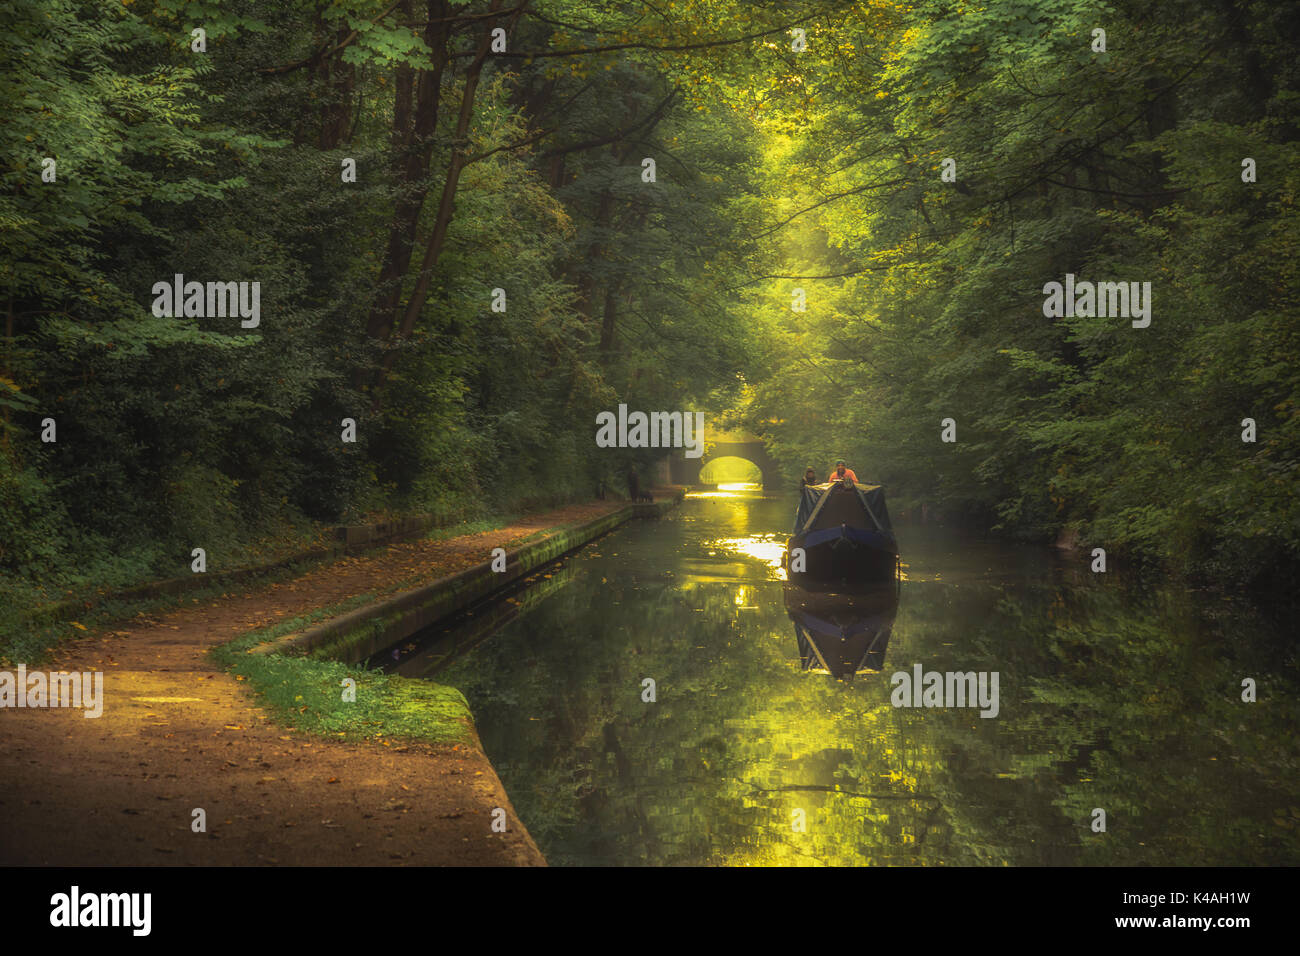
[1,0,1296,604]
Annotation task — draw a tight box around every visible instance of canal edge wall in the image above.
[246,490,685,664]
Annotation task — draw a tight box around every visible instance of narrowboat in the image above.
[785,478,899,590]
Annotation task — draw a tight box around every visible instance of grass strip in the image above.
[210,598,473,746]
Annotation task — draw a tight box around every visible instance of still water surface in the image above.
[383,490,1300,866]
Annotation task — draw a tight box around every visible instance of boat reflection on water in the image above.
[784,584,899,681]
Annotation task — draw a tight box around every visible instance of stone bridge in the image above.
[666,429,777,489]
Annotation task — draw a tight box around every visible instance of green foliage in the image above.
[745,0,1300,584]
[2,0,1294,612]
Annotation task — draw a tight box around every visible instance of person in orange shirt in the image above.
[827,459,858,483]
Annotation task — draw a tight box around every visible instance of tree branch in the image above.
[449,15,827,59]
[258,1,405,75]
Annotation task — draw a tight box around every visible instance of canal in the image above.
[380,488,1300,866]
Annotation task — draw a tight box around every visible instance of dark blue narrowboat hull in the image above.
[786,523,899,591]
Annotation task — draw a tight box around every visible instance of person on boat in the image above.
[827,459,858,483]
[801,466,818,488]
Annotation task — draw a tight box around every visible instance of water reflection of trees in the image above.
[442,570,1300,866]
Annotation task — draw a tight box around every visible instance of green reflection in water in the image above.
[395,492,1300,866]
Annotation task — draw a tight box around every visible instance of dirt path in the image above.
[0,499,629,866]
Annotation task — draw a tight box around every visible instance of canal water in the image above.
[381,489,1300,866]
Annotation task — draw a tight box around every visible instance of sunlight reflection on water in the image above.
[712,535,788,578]
[687,483,764,498]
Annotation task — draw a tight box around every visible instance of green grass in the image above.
[423,514,515,541]
[210,600,473,746]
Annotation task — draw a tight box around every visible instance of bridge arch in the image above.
[698,456,762,485]
[668,430,777,489]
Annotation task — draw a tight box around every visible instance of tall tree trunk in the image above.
[598,277,621,355]
[368,0,535,406]
[379,0,511,377]
[2,296,12,460]
[317,26,356,150]
[366,0,451,344]
[574,188,615,322]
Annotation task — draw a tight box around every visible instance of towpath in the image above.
[0,499,628,866]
